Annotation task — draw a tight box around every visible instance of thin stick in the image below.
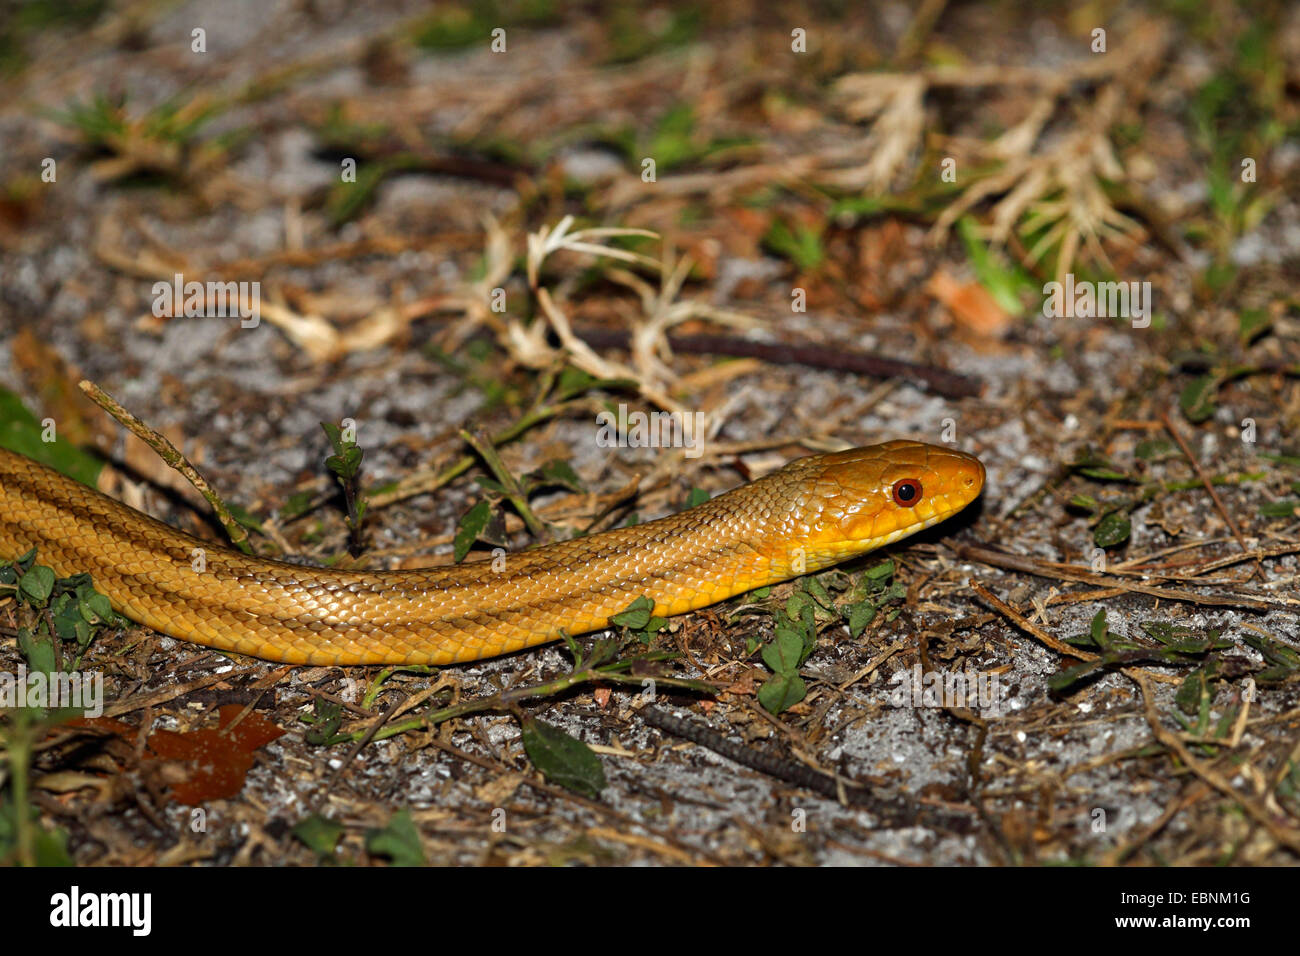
[1161,411,1249,553]
[968,580,1095,661]
[356,659,715,744]
[640,705,975,829]
[969,579,1183,684]
[573,327,983,400]
[422,736,725,866]
[953,543,1285,611]
[78,380,254,555]
[1131,672,1300,854]
[459,427,550,541]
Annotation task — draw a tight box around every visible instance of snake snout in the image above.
[940,449,985,511]
[956,452,985,494]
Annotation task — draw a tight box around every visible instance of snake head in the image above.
[807,439,985,559]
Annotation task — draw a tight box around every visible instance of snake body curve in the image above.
[0,440,984,666]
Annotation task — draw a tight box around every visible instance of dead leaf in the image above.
[926,269,1012,338]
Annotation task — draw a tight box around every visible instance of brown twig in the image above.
[967,580,1096,661]
[1130,671,1300,855]
[969,580,1187,689]
[1187,544,1300,577]
[1099,782,1211,866]
[98,667,262,719]
[422,735,726,866]
[573,328,983,400]
[78,379,254,555]
[1161,411,1250,553]
[326,693,408,790]
[640,705,975,830]
[952,542,1286,611]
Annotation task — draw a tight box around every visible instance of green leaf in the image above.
[865,560,895,580]
[302,698,348,747]
[956,215,1033,317]
[327,158,396,225]
[1070,450,1133,482]
[453,499,493,563]
[50,594,86,644]
[531,459,584,493]
[758,672,806,713]
[325,445,362,478]
[1134,439,1179,462]
[1259,452,1300,468]
[610,595,655,630]
[556,366,599,398]
[472,476,508,496]
[803,576,833,608]
[16,627,55,676]
[77,585,113,624]
[1180,375,1219,423]
[1093,510,1132,548]
[1048,660,1102,693]
[292,814,345,860]
[1089,610,1109,647]
[762,218,824,272]
[784,591,815,627]
[684,487,711,509]
[365,809,426,866]
[847,601,877,638]
[761,630,805,675]
[0,389,103,487]
[321,422,363,479]
[521,718,606,798]
[1259,500,1300,518]
[18,565,55,603]
[32,822,73,866]
[415,5,499,50]
[1241,633,1300,677]
[0,796,72,866]
[279,490,315,520]
[1176,669,1210,716]
[225,503,265,534]
[1237,307,1271,343]
[1141,621,1229,654]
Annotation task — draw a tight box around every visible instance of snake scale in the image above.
[0,440,984,666]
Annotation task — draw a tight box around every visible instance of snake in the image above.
[0,440,984,667]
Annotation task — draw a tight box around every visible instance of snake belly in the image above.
[0,440,984,666]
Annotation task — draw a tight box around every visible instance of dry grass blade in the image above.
[826,73,927,191]
[525,215,660,290]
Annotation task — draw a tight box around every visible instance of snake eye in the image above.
[891,478,923,507]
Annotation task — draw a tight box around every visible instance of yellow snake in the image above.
[0,440,984,666]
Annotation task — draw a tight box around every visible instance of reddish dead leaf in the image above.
[593,686,612,709]
[926,269,1012,338]
[10,328,110,449]
[721,670,759,698]
[716,206,770,259]
[214,703,285,751]
[146,705,284,805]
[69,705,284,806]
